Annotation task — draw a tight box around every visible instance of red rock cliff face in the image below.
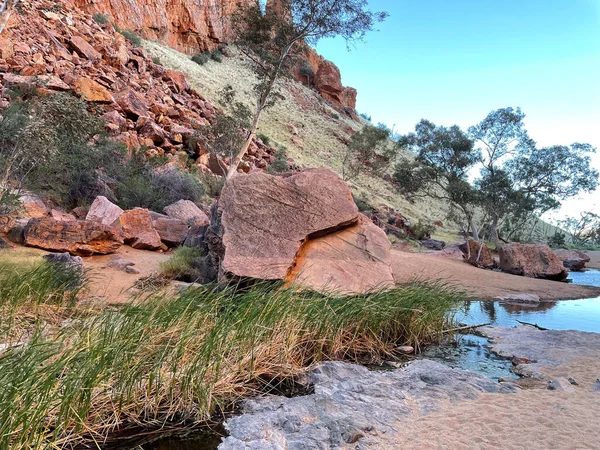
[74,0,253,53]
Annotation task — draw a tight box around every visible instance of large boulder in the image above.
[164,200,209,225]
[554,249,591,272]
[459,239,495,269]
[286,215,394,294]
[150,212,190,247]
[211,169,359,281]
[19,193,48,218]
[86,196,124,226]
[499,243,568,280]
[118,208,162,250]
[23,217,124,256]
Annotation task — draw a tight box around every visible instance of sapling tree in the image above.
[225,0,387,180]
[342,123,394,181]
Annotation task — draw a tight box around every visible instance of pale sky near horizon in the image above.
[315,0,600,221]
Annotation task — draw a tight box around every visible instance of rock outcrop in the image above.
[499,243,568,280]
[460,239,495,269]
[74,0,253,54]
[554,249,591,272]
[287,215,394,294]
[23,217,124,256]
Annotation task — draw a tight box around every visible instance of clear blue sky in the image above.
[316,0,600,218]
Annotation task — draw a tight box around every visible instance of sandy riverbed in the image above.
[391,250,600,301]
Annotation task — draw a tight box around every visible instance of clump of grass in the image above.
[192,53,209,65]
[257,133,270,146]
[118,29,142,47]
[0,280,460,448]
[92,12,108,24]
[210,49,223,62]
[159,247,204,282]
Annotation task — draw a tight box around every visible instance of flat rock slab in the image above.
[216,169,358,280]
[287,215,394,294]
[220,360,517,449]
[24,217,124,256]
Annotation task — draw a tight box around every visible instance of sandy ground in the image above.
[583,250,600,269]
[83,247,170,304]
[391,250,600,300]
[381,327,600,450]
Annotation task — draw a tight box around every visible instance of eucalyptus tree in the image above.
[225,0,387,180]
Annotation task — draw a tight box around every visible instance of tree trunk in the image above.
[469,218,480,241]
[225,107,262,181]
[490,216,501,249]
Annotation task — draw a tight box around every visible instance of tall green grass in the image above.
[0,274,460,449]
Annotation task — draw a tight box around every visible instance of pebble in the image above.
[396,345,415,354]
[125,266,141,274]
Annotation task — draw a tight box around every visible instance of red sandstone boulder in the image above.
[74,77,114,103]
[554,249,591,272]
[212,169,359,281]
[19,194,48,218]
[286,215,394,294]
[150,212,190,247]
[459,239,495,269]
[118,208,162,250]
[86,196,124,226]
[23,217,124,256]
[499,243,568,280]
[115,88,149,120]
[69,36,101,60]
[0,215,15,234]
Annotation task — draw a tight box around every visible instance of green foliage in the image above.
[352,194,372,212]
[359,112,372,122]
[257,133,270,146]
[0,280,459,448]
[210,49,223,62]
[160,247,205,282]
[412,220,436,240]
[547,230,566,248]
[92,12,108,24]
[152,56,162,65]
[268,147,290,173]
[299,59,315,81]
[342,123,394,180]
[192,52,209,65]
[117,29,142,46]
[558,211,600,247]
[331,112,340,120]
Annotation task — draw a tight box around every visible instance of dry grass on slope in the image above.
[143,41,452,226]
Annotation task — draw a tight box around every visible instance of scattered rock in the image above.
[69,36,101,60]
[396,346,415,354]
[19,193,48,218]
[554,249,591,272]
[43,252,84,271]
[125,265,141,274]
[74,77,114,103]
[50,209,77,222]
[164,200,209,224]
[2,73,70,91]
[420,238,445,251]
[499,243,568,280]
[287,215,394,294]
[24,217,124,256]
[547,378,575,392]
[86,196,124,226]
[6,225,25,245]
[459,239,495,269]
[107,255,135,271]
[211,169,359,282]
[118,208,162,250]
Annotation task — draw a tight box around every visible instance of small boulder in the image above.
[547,378,575,392]
[6,225,25,244]
[554,249,591,272]
[43,252,84,272]
[459,239,495,269]
[420,238,445,251]
[107,255,135,271]
[74,77,114,103]
[50,209,77,222]
[118,208,162,251]
[125,265,141,274]
[150,212,189,247]
[0,236,10,249]
[115,88,149,120]
[24,217,124,256]
[69,36,101,60]
[0,215,15,234]
[499,243,568,280]
[164,200,209,225]
[86,196,124,226]
[19,193,48,218]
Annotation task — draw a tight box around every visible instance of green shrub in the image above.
[352,194,372,212]
[269,147,290,173]
[331,113,340,120]
[92,12,108,24]
[548,230,566,248]
[299,60,314,81]
[413,220,436,240]
[192,53,209,65]
[257,133,270,146]
[159,247,205,282]
[152,56,162,65]
[210,49,223,62]
[118,29,142,47]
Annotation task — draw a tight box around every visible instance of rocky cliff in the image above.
[75,0,358,110]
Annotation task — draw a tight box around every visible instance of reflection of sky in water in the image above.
[456,270,600,333]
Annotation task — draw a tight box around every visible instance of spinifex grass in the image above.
[0,279,460,449]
